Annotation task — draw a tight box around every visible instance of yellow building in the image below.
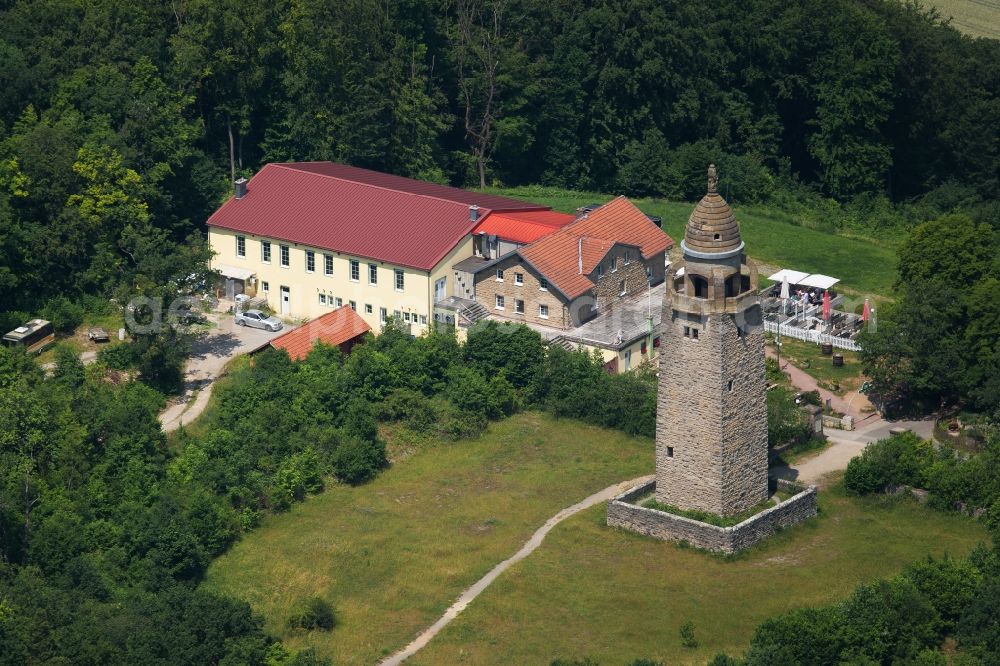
[206,162,548,334]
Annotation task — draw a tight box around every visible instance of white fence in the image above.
[764,320,861,352]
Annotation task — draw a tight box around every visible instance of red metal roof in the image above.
[473,209,576,244]
[207,162,547,271]
[269,307,371,361]
[518,197,674,300]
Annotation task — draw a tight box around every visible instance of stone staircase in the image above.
[548,335,576,351]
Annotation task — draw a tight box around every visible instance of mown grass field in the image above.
[204,413,986,665]
[926,0,1000,39]
[202,412,652,664]
[487,186,899,298]
[414,484,986,665]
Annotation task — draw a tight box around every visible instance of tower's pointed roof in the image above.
[682,164,742,256]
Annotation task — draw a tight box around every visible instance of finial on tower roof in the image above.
[707,164,718,194]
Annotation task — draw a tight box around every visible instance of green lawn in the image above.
[204,411,986,666]
[414,484,986,665]
[202,412,652,664]
[487,186,898,298]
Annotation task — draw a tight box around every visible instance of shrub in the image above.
[447,366,518,420]
[844,432,934,495]
[767,387,811,447]
[679,620,698,648]
[41,296,85,334]
[381,388,437,432]
[331,436,386,485]
[287,596,335,631]
[97,342,137,370]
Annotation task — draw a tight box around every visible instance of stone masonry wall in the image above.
[473,255,570,328]
[607,480,818,553]
[592,249,662,313]
[655,300,769,516]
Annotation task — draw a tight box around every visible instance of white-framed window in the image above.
[610,256,618,272]
[261,281,269,293]
[349,300,356,311]
[305,250,315,273]
[515,299,524,314]
[280,244,290,267]
[403,312,411,322]
[335,297,343,308]
[619,279,626,296]
[419,315,427,325]
[515,272,524,286]
[365,303,373,314]
[597,263,604,279]
[393,310,401,320]
[539,304,549,319]
[495,295,505,310]
[369,263,378,285]
[539,278,548,291]
[261,240,271,263]
[380,307,387,323]
[350,259,360,282]
[236,235,246,257]
[394,269,404,291]
[319,293,327,305]
[624,250,631,265]
[324,254,333,276]
[496,268,504,282]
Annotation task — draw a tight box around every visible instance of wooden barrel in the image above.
[832,353,844,367]
[821,343,833,355]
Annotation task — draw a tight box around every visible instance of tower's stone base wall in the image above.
[607,479,817,553]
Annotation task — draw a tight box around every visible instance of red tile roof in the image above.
[473,209,576,244]
[269,307,371,360]
[207,162,546,271]
[518,197,673,299]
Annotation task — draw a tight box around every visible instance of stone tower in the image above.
[655,165,768,517]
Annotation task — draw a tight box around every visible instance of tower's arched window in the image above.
[725,274,741,297]
[691,275,708,298]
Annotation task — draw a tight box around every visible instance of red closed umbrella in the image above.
[862,298,870,323]
[822,290,831,320]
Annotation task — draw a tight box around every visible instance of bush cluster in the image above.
[844,432,1000,516]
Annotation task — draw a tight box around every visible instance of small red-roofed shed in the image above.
[268,307,371,360]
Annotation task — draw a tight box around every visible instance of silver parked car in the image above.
[234,309,283,332]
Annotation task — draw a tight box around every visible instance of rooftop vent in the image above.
[234,178,248,199]
[469,205,480,222]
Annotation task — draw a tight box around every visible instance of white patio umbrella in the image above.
[780,276,790,300]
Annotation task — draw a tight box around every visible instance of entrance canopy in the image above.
[214,264,255,281]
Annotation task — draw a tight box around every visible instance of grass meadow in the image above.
[204,413,986,665]
[414,483,986,665]
[487,186,899,298]
[926,0,1000,39]
[202,412,652,664]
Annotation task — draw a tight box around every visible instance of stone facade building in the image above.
[655,165,768,516]
[470,197,672,330]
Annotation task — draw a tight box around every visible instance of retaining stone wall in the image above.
[607,479,817,553]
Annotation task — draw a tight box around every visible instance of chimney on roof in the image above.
[578,237,583,274]
[469,205,480,222]
[234,178,248,199]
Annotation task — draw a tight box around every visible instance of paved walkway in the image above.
[765,347,872,419]
[378,475,654,666]
[159,312,287,432]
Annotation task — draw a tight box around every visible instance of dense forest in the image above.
[1,0,999,316]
